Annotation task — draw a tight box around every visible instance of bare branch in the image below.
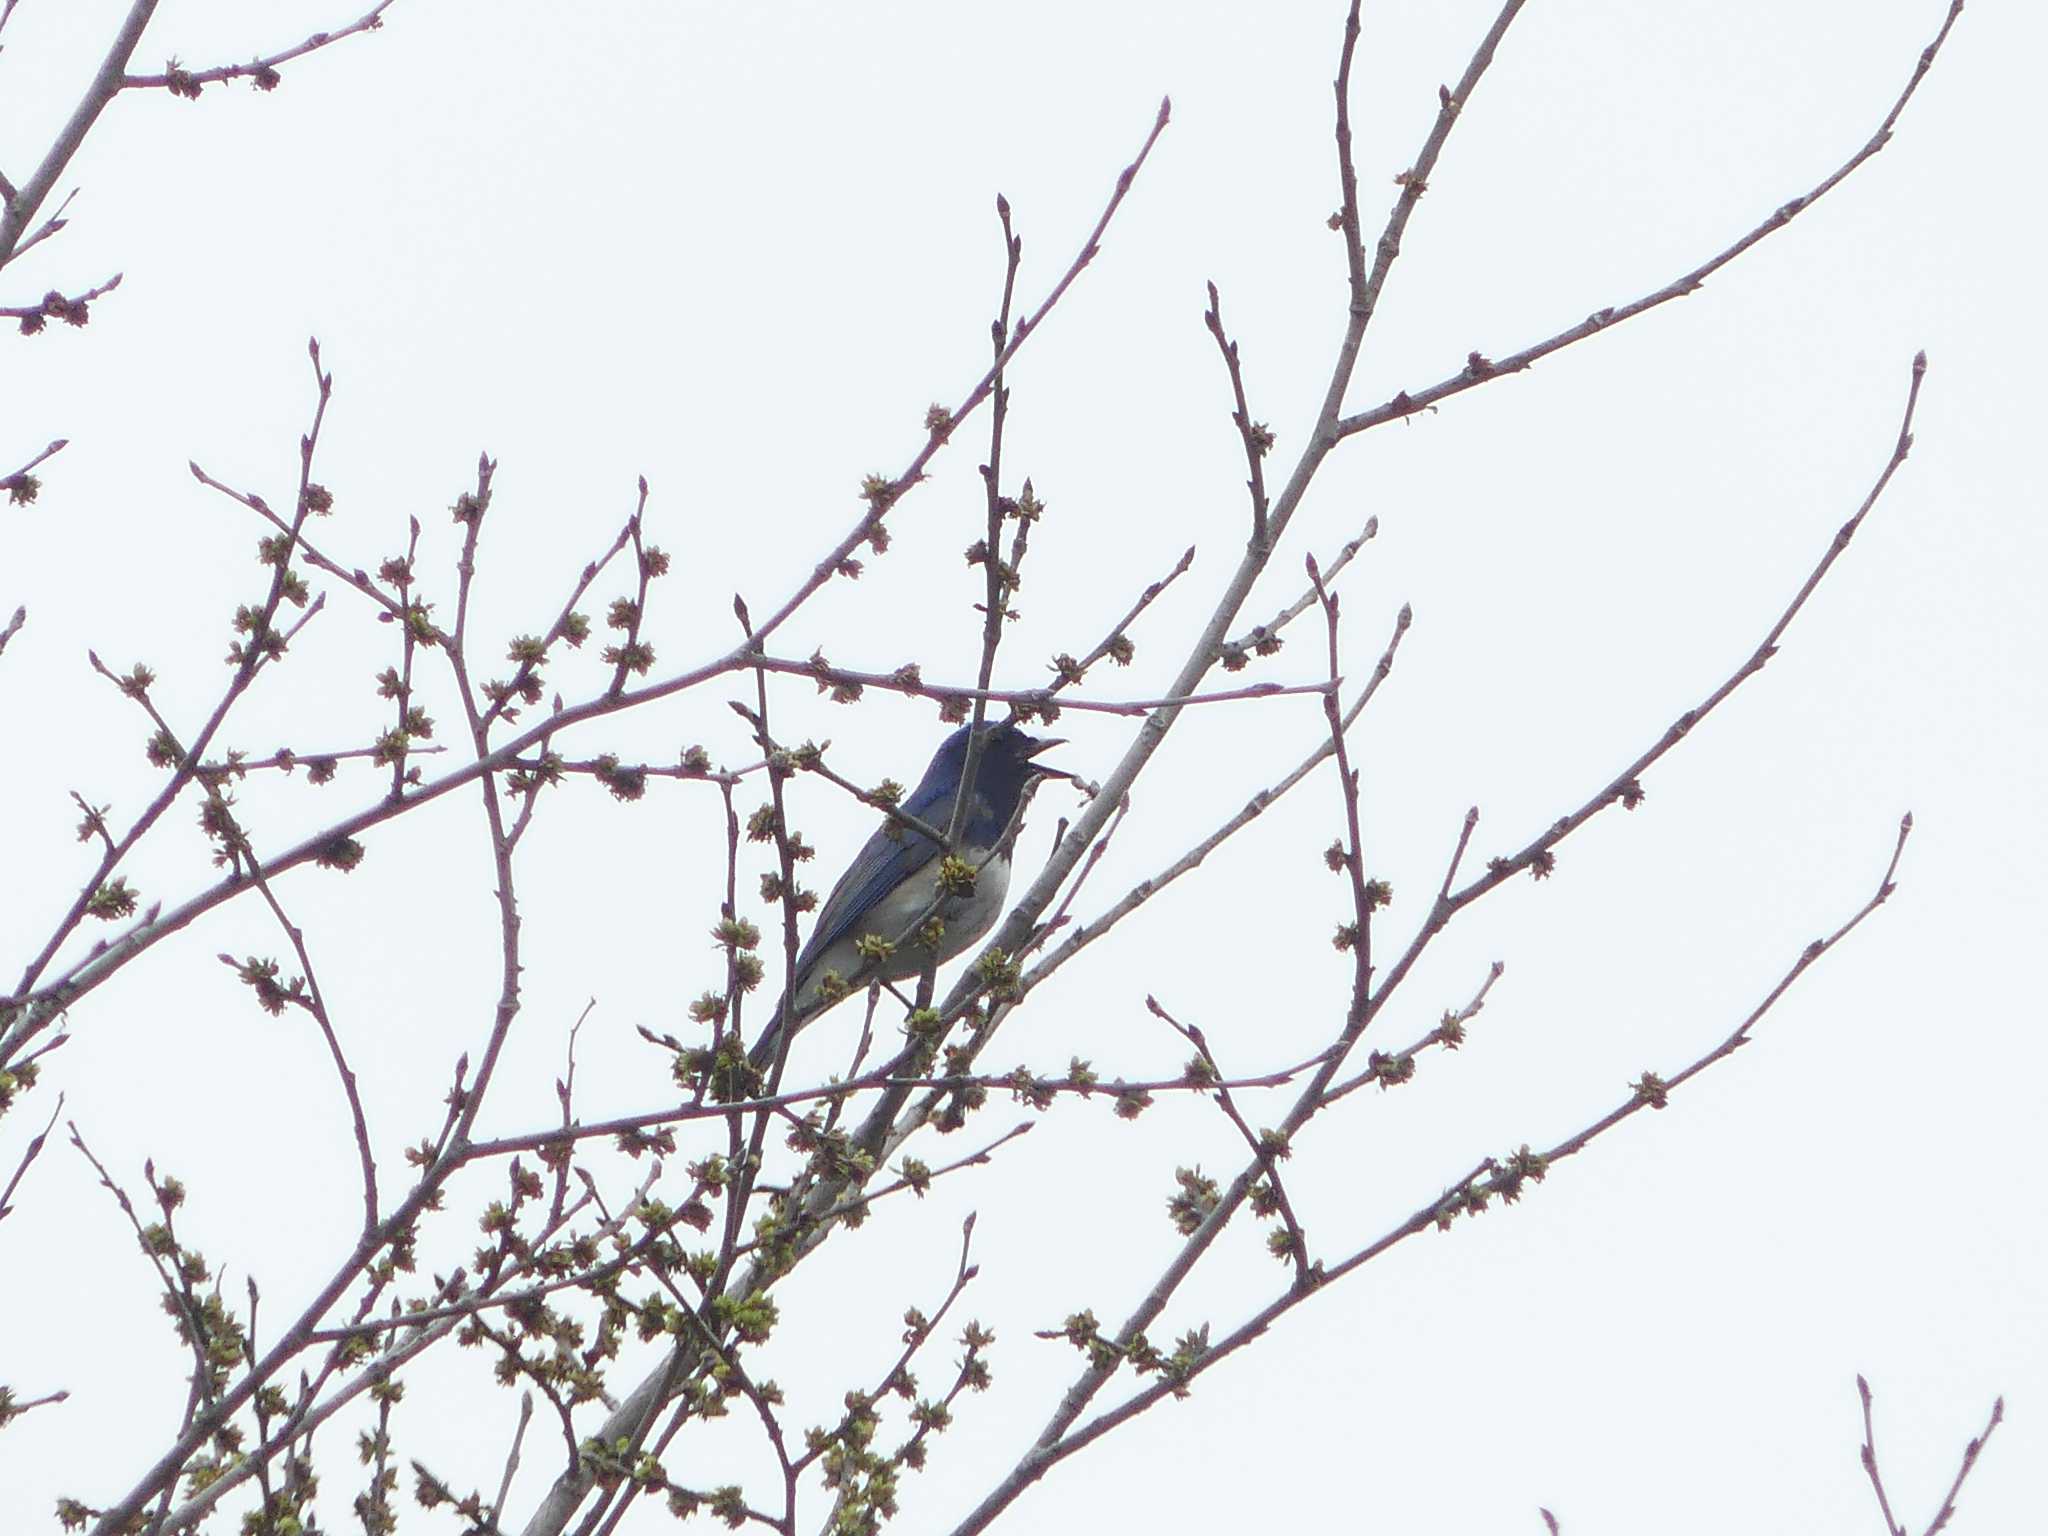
[123,1,399,94]
[1047,542,1196,698]
[2,271,121,331]
[0,436,66,504]
[1218,516,1375,670]
[1363,353,1930,1037]
[1859,1374,1908,1536]
[1336,3,1964,440]
[492,1395,536,1534]
[3,108,1180,1068]
[1306,553,1374,1021]
[3,348,337,1035]
[1859,1375,2005,1536]
[3,5,1971,1530]
[1321,0,1528,423]
[0,1385,69,1422]
[0,0,157,269]
[1203,281,1271,543]
[1922,1394,2006,1536]
[1016,603,1409,999]
[0,1089,63,1221]
[244,870,378,1232]
[743,97,1171,655]
[751,652,1332,717]
[1149,999,1311,1287]
[1014,816,1913,1492]
[1320,959,1502,1108]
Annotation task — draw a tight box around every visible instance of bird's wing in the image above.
[794,820,943,977]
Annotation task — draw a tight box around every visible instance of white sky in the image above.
[3,1,2043,1532]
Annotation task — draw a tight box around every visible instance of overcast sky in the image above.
[3,2,2043,1532]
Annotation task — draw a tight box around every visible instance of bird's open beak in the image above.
[1024,736,1072,781]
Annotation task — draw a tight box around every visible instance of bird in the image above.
[750,718,1070,1072]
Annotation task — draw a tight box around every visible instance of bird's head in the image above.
[925,718,1070,829]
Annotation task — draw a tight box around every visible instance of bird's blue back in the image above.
[793,725,1000,978]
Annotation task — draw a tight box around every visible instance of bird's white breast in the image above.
[790,846,1014,1015]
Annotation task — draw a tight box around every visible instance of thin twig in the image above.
[491,1394,535,1533]
[1048,543,1197,697]
[1859,1373,2008,1536]
[0,272,121,325]
[1363,353,1931,1060]
[6,344,336,1029]
[744,1123,1033,1245]
[0,436,66,495]
[67,1125,220,1409]
[1859,1374,1908,1536]
[1306,554,1374,1026]
[756,653,1332,716]
[480,513,637,731]
[1920,1392,2005,1536]
[0,1386,69,1419]
[1320,959,1502,1107]
[150,1171,637,1534]
[1015,604,1409,1002]
[1150,999,1311,1287]
[122,1,398,91]
[1204,281,1271,544]
[1334,2,1964,440]
[1024,817,1913,1484]
[0,1089,63,1220]
[743,98,1171,656]
[458,1053,1313,1162]
[1219,516,1375,669]
[4,188,81,267]
[244,870,378,1232]
[790,1216,981,1479]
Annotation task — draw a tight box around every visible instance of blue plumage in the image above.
[750,719,1068,1071]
